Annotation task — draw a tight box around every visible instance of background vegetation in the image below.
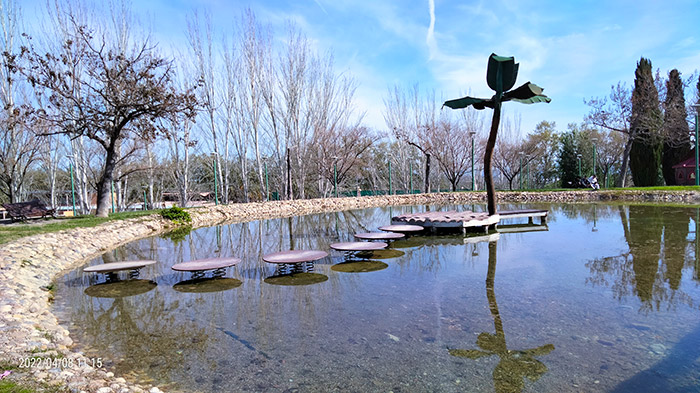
[0,0,698,215]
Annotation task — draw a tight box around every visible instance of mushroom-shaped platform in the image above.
[378,224,425,233]
[354,232,405,241]
[262,250,329,264]
[330,242,388,251]
[172,257,241,272]
[84,260,156,274]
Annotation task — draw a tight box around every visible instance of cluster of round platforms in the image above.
[82,224,425,288]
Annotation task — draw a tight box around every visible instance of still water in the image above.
[53,203,700,393]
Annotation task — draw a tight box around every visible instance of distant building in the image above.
[672,153,697,185]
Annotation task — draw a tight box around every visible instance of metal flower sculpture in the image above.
[443,54,551,216]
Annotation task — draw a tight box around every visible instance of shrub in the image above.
[160,206,191,223]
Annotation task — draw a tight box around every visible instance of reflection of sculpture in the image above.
[449,242,554,392]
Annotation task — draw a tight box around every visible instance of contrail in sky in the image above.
[314,0,328,15]
[427,0,437,59]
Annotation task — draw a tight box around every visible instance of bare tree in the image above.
[16,7,197,216]
[219,34,249,202]
[492,116,537,190]
[427,108,484,191]
[384,85,434,193]
[238,9,269,201]
[278,25,308,199]
[585,82,632,187]
[315,125,377,196]
[0,0,44,203]
[188,11,227,203]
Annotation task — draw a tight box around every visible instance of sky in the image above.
[19,0,700,135]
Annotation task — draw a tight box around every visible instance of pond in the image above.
[53,203,700,393]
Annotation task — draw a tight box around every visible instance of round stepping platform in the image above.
[331,260,388,273]
[84,280,157,298]
[354,232,405,241]
[262,250,328,264]
[378,224,425,233]
[330,242,388,251]
[84,260,156,273]
[264,272,329,286]
[172,257,241,272]
[173,277,242,293]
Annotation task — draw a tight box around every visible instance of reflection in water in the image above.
[331,260,389,273]
[449,241,555,392]
[263,272,329,286]
[361,249,405,259]
[172,278,242,293]
[84,280,157,298]
[586,205,698,311]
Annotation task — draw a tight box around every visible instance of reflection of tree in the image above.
[586,205,697,311]
[74,291,211,386]
[449,241,554,392]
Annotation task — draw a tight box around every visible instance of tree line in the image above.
[0,0,699,216]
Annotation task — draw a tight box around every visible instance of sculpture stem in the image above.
[484,101,501,216]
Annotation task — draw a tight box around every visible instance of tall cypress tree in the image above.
[661,69,690,185]
[558,132,578,187]
[629,57,664,186]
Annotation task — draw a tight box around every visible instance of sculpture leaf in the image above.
[442,96,494,110]
[487,53,518,93]
[503,82,551,104]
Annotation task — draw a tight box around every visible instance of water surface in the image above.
[53,203,700,392]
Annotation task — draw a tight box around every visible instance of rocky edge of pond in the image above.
[1,189,699,393]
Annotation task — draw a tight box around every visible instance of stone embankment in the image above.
[1,190,699,392]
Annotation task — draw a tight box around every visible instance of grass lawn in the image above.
[0,210,157,245]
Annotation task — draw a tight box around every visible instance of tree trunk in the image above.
[287,147,293,200]
[96,146,117,217]
[424,153,431,193]
[484,103,502,216]
[147,145,155,209]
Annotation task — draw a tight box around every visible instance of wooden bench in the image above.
[2,199,56,222]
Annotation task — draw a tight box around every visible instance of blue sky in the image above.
[20,0,700,135]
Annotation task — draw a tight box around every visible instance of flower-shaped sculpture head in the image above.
[443,53,551,111]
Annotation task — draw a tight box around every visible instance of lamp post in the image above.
[591,137,598,177]
[110,181,115,213]
[470,131,476,191]
[577,154,582,178]
[286,146,293,200]
[68,158,76,217]
[142,187,148,211]
[692,104,700,186]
